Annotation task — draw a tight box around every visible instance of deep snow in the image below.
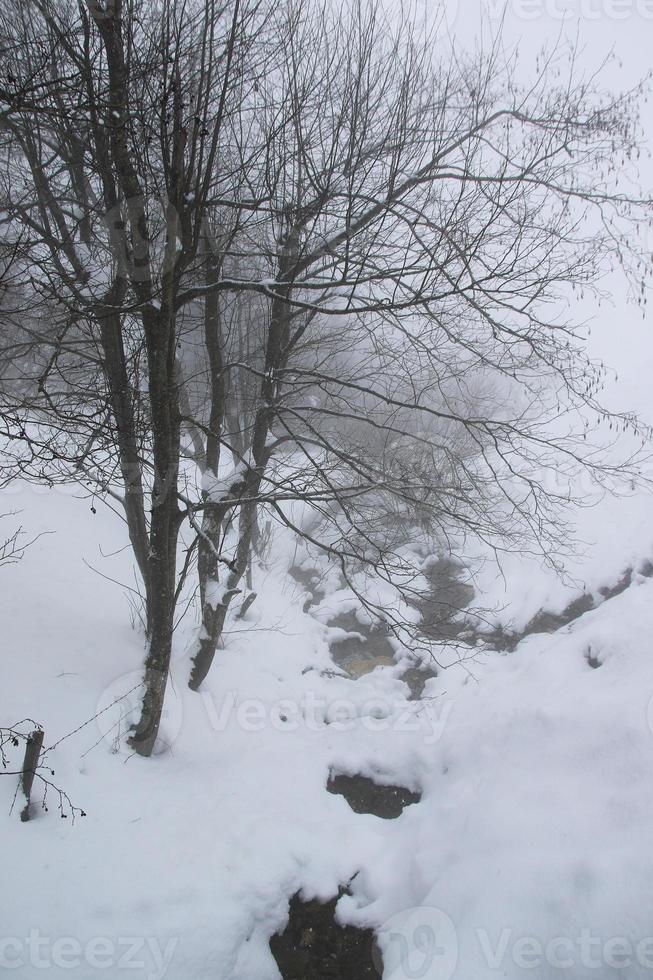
[2,465,653,979]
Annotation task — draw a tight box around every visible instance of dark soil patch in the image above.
[413,558,475,643]
[289,564,326,613]
[328,610,396,677]
[327,608,441,696]
[520,592,595,639]
[315,559,476,684]
[598,567,633,601]
[400,662,438,700]
[485,560,653,652]
[411,557,653,655]
[327,772,421,819]
[301,557,653,692]
[270,891,380,980]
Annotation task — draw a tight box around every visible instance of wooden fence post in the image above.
[20,727,44,822]
[237,591,257,620]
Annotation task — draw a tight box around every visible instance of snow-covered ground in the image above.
[2,447,653,978]
[4,1,653,975]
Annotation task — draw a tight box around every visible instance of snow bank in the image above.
[3,478,653,979]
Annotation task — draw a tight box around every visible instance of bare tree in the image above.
[1,0,651,738]
[0,0,259,753]
[183,1,653,686]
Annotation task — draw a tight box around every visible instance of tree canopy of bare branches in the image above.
[0,0,651,753]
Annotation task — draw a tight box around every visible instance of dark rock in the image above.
[399,663,438,700]
[270,891,381,980]
[585,645,602,669]
[327,772,421,819]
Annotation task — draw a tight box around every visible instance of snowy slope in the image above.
[362,575,653,980]
[0,483,440,978]
[2,471,653,979]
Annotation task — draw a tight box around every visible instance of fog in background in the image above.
[434,0,653,417]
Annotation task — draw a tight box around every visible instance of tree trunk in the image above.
[98,305,151,619]
[128,452,180,755]
[189,499,258,690]
[128,551,176,755]
[189,242,294,689]
[129,310,181,755]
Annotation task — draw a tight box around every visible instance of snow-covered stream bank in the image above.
[2,481,653,979]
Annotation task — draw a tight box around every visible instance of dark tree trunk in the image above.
[194,244,230,681]
[189,241,295,689]
[128,547,176,755]
[98,305,152,618]
[90,3,184,756]
[129,310,182,754]
[189,498,259,690]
